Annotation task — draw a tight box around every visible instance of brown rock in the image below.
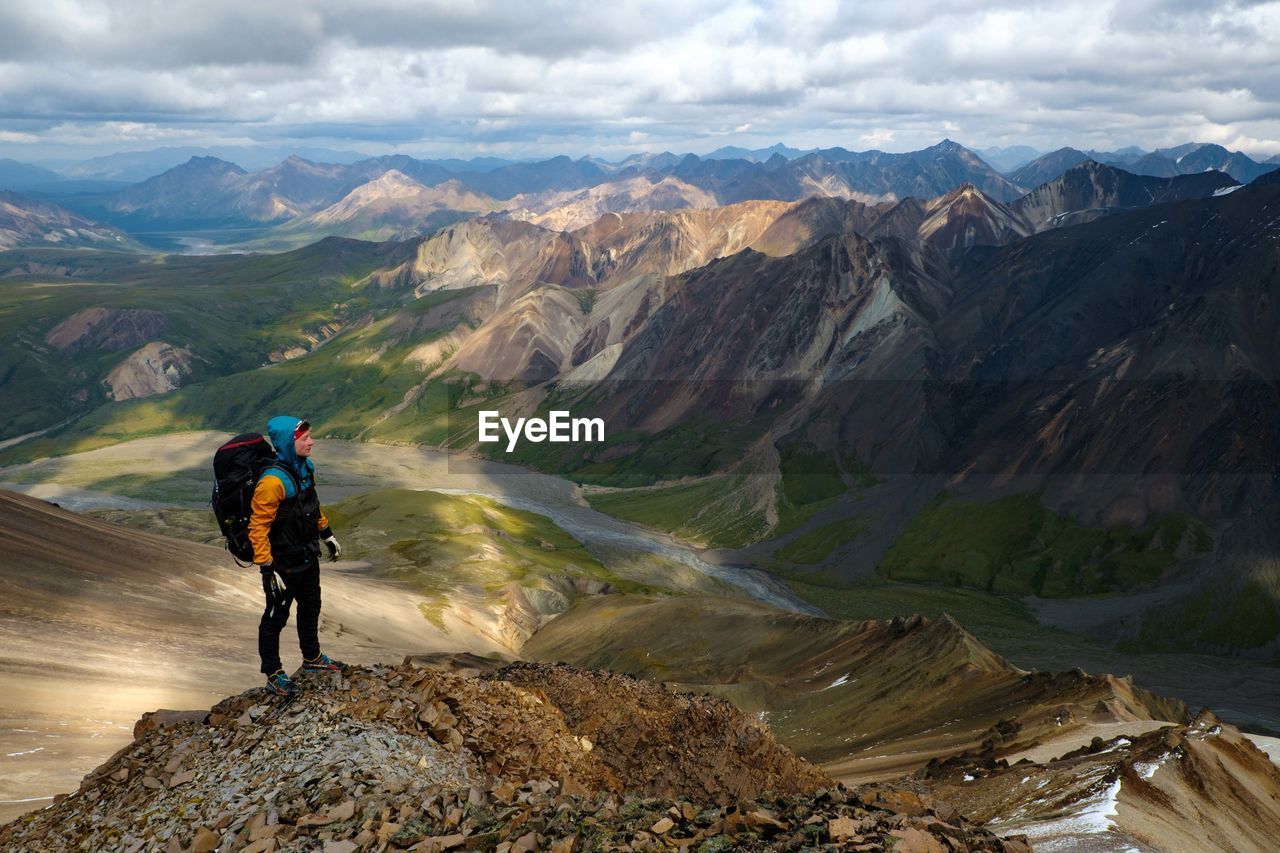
[746,809,785,831]
[549,836,578,853]
[511,830,539,853]
[142,776,163,790]
[169,770,196,787]
[829,816,858,840]
[242,840,276,853]
[377,822,401,844]
[250,822,284,842]
[188,827,219,853]
[323,842,358,853]
[651,817,674,834]
[878,790,931,817]
[888,827,946,853]
[133,709,207,740]
[330,799,356,822]
[560,776,591,798]
[420,834,467,851]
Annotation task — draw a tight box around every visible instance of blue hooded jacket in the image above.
[265,415,316,497]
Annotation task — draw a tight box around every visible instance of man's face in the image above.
[294,429,314,458]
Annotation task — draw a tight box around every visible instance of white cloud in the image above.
[0,0,1278,159]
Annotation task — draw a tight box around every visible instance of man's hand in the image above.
[260,564,285,599]
[322,531,341,562]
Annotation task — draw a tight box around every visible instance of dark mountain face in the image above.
[1012,161,1237,231]
[1176,144,1277,183]
[100,156,252,225]
[1098,143,1277,184]
[934,182,1280,517]
[1110,152,1181,178]
[1007,147,1091,188]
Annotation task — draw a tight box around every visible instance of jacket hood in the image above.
[266,415,311,479]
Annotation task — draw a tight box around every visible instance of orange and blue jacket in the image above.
[248,470,330,565]
[248,415,330,566]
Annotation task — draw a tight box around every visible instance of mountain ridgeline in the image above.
[2,138,1273,251]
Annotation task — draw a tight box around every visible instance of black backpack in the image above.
[211,433,277,564]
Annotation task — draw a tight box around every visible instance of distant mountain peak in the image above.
[362,169,428,193]
[181,155,245,174]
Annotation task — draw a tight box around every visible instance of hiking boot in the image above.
[266,670,295,696]
[302,652,346,672]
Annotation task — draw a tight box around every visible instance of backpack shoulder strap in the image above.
[261,464,302,499]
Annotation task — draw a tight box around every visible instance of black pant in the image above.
[258,559,321,674]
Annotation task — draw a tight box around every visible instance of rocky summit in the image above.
[0,662,1028,852]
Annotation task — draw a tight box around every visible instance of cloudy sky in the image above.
[1,0,1278,163]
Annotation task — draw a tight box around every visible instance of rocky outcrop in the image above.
[265,322,344,364]
[0,663,1028,852]
[0,192,136,250]
[44,307,169,352]
[494,662,831,803]
[928,711,1280,853]
[103,342,194,400]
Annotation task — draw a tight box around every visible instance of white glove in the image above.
[322,532,341,562]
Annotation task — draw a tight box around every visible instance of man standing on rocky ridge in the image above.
[248,415,346,695]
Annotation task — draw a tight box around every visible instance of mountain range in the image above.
[1015,142,1277,186]
[1,161,1275,660]
[1,140,1270,256]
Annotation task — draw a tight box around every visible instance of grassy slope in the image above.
[0,240,414,442]
[771,517,867,564]
[585,475,771,549]
[0,283,485,465]
[1124,579,1280,654]
[877,491,1213,597]
[324,488,656,596]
